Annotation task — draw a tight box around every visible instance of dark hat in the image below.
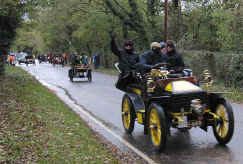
[124,40,133,46]
[166,40,175,49]
[160,42,166,48]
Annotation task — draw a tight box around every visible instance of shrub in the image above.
[226,54,243,87]
[183,50,243,88]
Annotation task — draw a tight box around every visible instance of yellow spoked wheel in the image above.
[150,109,161,146]
[148,104,167,152]
[213,100,234,145]
[122,95,135,134]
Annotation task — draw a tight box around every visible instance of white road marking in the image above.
[28,71,157,164]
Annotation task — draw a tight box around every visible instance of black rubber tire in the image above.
[121,94,136,134]
[148,103,168,152]
[68,69,74,82]
[213,99,234,145]
[88,71,92,82]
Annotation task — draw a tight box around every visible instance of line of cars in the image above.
[7,52,35,65]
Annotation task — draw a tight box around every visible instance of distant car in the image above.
[15,53,23,61]
[18,56,27,64]
[38,55,47,63]
[25,55,35,65]
[17,53,28,65]
[68,64,92,82]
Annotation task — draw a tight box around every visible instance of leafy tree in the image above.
[10,0,243,74]
[0,0,23,76]
[233,0,243,51]
[11,23,45,55]
[211,8,234,51]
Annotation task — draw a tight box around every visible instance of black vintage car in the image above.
[38,55,47,63]
[25,55,35,65]
[117,63,234,152]
[68,64,92,82]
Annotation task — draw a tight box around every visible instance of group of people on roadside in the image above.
[109,31,185,91]
[47,52,68,66]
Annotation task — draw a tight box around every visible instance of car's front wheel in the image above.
[148,103,168,152]
[213,100,234,145]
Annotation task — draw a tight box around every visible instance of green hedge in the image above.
[183,50,243,88]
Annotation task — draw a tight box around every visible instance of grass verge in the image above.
[0,66,127,163]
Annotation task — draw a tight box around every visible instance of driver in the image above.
[70,53,80,70]
[139,42,167,70]
[109,31,139,91]
[166,40,185,73]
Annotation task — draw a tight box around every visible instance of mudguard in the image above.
[125,93,145,112]
[207,92,226,112]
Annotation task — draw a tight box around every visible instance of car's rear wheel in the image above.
[148,103,168,152]
[69,69,74,82]
[121,95,135,134]
[213,100,234,145]
[87,71,92,82]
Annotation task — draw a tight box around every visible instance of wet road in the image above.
[21,63,243,164]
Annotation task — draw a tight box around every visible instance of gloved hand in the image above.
[169,70,175,74]
[134,63,152,71]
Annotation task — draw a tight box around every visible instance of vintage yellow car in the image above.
[119,63,234,151]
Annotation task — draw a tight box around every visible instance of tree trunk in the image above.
[86,44,92,56]
[122,23,128,39]
[0,13,20,77]
[104,46,110,68]
[207,53,216,77]
[0,47,7,77]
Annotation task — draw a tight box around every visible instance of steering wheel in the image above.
[151,62,169,69]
